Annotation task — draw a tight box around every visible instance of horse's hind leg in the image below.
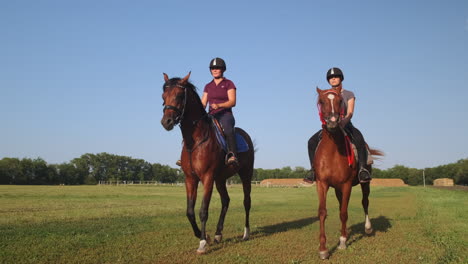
[360,182,373,234]
[214,178,230,243]
[239,167,252,241]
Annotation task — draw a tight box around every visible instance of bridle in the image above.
[162,81,211,175]
[162,84,188,126]
[318,89,344,125]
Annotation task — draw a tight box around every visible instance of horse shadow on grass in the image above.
[208,216,319,253]
[252,216,320,238]
[328,215,392,255]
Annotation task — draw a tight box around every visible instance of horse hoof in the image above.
[365,227,373,235]
[338,236,347,249]
[242,227,250,241]
[196,240,207,254]
[319,251,329,260]
[214,235,222,243]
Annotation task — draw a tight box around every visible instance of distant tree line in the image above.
[0,153,466,186]
[0,153,183,185]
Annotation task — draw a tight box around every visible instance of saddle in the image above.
[211,117,249,153]
[316,129,373,167]
[341,128,373,166]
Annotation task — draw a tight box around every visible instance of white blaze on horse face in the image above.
[327,94,335,114]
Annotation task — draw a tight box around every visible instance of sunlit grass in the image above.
[0,185,466,263]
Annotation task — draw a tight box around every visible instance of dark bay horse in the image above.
[314,87,383,259]
[160,72,255,254]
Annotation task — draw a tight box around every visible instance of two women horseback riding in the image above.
[304,67,372,184]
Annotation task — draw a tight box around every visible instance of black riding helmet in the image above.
[326,67,344,81]
[209,57,226,71]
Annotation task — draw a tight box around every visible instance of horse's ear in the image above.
[163,73,169,82]
[181,71,191,84]
[316,86,322,94]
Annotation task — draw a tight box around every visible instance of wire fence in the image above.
[98,180,263,186]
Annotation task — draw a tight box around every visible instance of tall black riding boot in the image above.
[304,131,321,183]
[225,133,238,165]
[304,169,315,184]
[357,145,371,183]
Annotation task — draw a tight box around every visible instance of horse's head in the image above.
[316,86,343,130]
[161,72,191,131]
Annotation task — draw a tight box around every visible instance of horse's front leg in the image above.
[185,176,201,238]
[316,181,330,259]
[197,177,214,254]
[337,184,352,250]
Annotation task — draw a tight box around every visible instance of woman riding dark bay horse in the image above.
[160,72,255,254]
[313,86,383,259]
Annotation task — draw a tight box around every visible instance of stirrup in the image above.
[176,160,181,167]
[358,168,371,183]
[225,152,238,165]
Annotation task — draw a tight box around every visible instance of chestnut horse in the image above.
[160,72,255,254]
[314,87,383,259]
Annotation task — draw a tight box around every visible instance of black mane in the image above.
[163,77,206,114]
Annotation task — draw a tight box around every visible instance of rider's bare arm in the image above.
[340,97,355,127]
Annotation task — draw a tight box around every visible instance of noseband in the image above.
[163,84,188,125]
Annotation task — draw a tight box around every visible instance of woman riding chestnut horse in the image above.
[309,68,383,259]
[305,67,371,184]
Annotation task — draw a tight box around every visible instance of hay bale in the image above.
[260,178,314,187]
[433,178,454,186]
[370,178,407,187]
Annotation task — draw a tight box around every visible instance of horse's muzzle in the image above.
[326,121,339,130]
[161,116,175,131]
[325,114,340,130]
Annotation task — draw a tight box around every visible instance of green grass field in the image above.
[0,185,467,264]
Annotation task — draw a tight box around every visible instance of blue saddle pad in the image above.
[213,123,249,153]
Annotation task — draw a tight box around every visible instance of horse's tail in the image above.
[369,148,384,158]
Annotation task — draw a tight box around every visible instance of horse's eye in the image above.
[176,94,184,101]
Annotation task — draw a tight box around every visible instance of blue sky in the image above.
[1,0,467,170]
